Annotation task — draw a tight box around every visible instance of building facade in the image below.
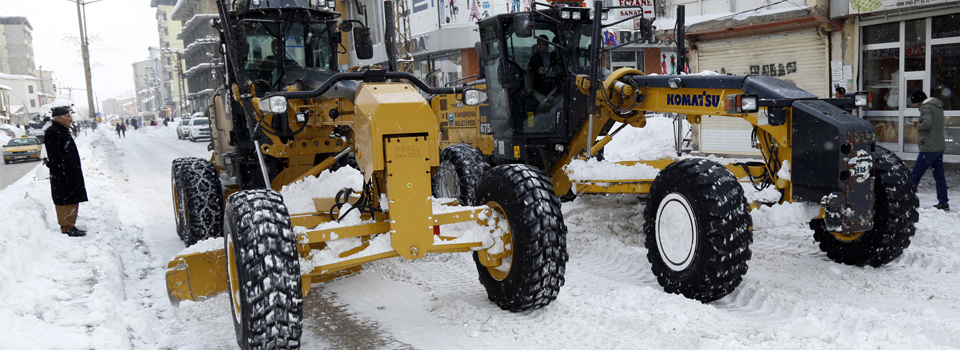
[153,0,189,119]
[0,17,36,77]
[0,72,40,125]
[172,0,220,114]
[831,1,960,161]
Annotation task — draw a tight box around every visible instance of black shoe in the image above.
[64,228,87,237]
[934,203,950,211]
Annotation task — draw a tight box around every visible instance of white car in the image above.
[176,119,191,140]
[187,118,211,142]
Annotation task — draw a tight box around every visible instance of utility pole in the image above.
[73,0,104,122]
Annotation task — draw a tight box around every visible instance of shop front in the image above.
[858,8,960,160]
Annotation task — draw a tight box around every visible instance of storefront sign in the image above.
[615,0,655,19]
[849,0,951,15]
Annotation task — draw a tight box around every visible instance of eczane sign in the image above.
[616,0,655,19]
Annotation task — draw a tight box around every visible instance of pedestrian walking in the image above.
[121,123,127,137]
[115,122,122,138]
[910,90,949,211]
[43,107,89,237]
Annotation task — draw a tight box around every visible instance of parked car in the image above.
[176,119,192,140]
[187,117,211,142]
[26,121,46,143]
[3,135,43,164]
[0,124,17,138]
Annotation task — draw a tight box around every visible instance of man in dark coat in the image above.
[44,106,88,237]
[910,90,949,211]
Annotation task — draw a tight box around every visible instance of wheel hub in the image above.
[656,193,698,271]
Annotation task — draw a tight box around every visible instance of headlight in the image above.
[854,92,871,107]
[258,96,288,114]
[463,89,488,106]
[571,11,581,20]
[724,94,760,114]
[601,10,609,20]
[561,11,571,19]
[741,95,758,112]
[326,0,336,8]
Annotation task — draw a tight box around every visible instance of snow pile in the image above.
[280,166,364,214]
[603,116,688,162]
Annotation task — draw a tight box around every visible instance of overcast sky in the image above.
[4,0,160,109]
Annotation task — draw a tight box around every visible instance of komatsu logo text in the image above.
[666,91,721,108]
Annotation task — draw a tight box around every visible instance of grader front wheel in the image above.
[473,164,568,312]
[643,158,753,302]
[224,189,303,350]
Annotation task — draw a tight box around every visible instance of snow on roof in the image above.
[184,62,212,77]
[38,99,75,117]
[0,72,38,81]
[0,84,11,90]
[182,14,218,30]
[652,4,811,34]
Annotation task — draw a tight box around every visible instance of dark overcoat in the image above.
[44,122,88,205]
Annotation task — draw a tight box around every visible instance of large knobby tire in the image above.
[432,143,488,206]
[643,158,753,302]
[171,157,224,246]
[811,146,919,267]
[472,164,568,311]
[225,189,303,350]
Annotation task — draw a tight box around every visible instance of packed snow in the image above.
[2,119,960,350]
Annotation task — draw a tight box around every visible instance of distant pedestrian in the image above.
[43,107,88,237]
[121,123,127,137]
[910,90,949,211]
[163,118,168,127]
[115,123,122,138]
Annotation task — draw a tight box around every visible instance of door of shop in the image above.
[902,73,928,152]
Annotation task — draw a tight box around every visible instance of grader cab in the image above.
[166,1,567,349]
[432,1,919,303]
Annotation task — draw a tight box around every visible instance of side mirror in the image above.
[514,14,533,38]
[353,26,374,60]
[462,88,488,106]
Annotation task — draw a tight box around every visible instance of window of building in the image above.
[28,85,34,94]
[30,99,35,107]
[610,50,644,71]
[861,14,960,155]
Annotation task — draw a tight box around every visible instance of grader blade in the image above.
[166,248,228,306]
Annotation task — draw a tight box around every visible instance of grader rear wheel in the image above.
[811,146,918,267]
[643,158,753,302]
[225,189,303,350]
[473,164,567,312]
[171,157,224,246]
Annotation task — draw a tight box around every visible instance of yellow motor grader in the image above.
[166,1,567,349]
[430,1,919,303]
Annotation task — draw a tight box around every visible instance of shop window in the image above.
[862,47,899,111]
[863,22,899,45]
[932,43,960,111]
[610,50,643,71]
[933,13,960,39]
[904,19,926,71]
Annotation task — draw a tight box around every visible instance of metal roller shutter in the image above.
[695,29,828,156]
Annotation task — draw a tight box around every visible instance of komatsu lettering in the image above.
[666,91,721,108]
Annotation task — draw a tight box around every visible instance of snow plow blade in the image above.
[165,248,228,306]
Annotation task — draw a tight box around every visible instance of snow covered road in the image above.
[2,123,960,349]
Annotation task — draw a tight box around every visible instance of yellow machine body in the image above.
[166,82,507,304]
